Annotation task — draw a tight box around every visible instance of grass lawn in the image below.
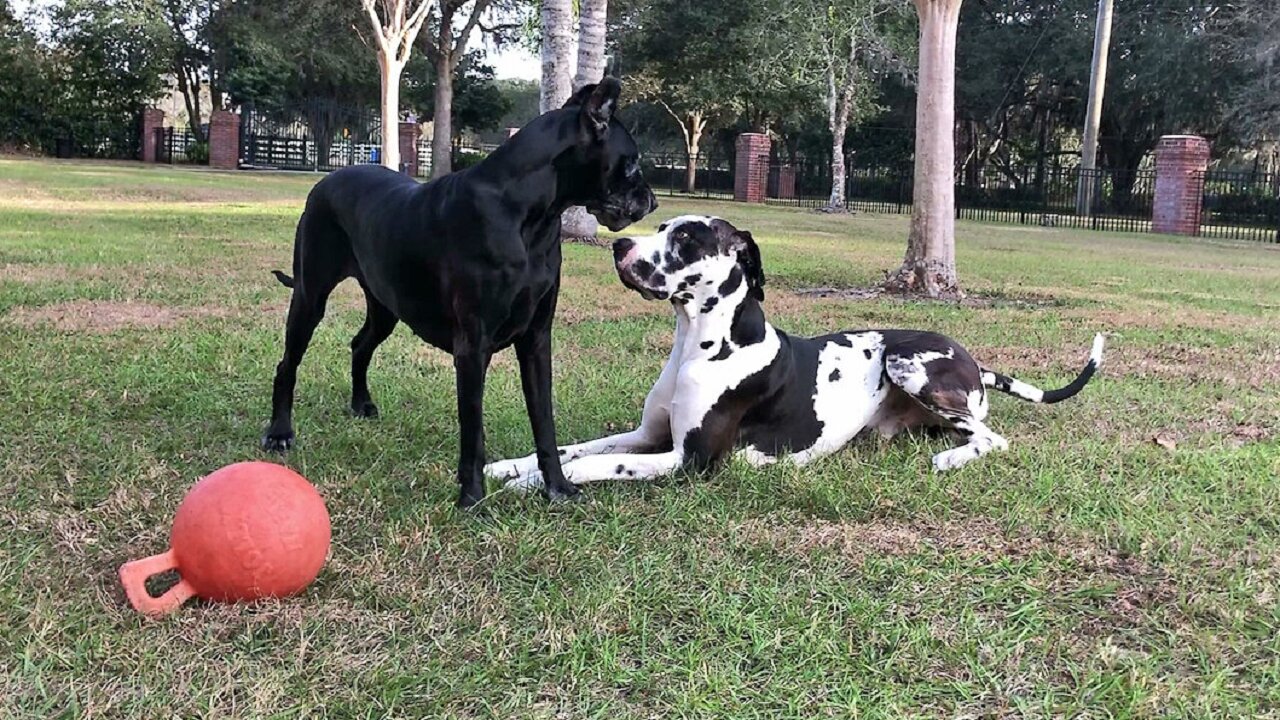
[2,157,1279,719]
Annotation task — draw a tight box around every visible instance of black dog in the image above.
[262,78,656,507]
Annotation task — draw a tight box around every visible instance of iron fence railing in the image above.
[155,127,206,164]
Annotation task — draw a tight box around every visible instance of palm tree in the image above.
[884,0,963,298]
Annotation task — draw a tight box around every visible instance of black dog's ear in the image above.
[735,230,766,302]
[563,83,597,109]
[569,77,622,139]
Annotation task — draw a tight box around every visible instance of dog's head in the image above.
[560,78,657,231]
[612,216,765,308]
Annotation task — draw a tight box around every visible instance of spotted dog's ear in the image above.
[734,230,766,302]
[568,77,622,140]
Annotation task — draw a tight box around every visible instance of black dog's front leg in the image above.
[515,328,581,503]
[453,340,492,509]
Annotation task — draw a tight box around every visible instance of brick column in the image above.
[140,108,164,162]
[208,110,240,170]
[1152,134,1210,236]
[734,133,771,203]
[399,121,421,176]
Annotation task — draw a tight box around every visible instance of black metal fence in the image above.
[756,155,1278,242]
[641,152,736,199]
[42,118,140,161]
[155,127,206,164]
[1201,170,1280,242]
[240,101,382,172]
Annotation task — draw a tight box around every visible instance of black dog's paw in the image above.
[261,428,295,452]
[544,480,584,505]
[350,400,379,419]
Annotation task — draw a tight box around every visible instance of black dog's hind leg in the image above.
[515,328,581,503]
[350,284,398,418]
[263,215,347,451]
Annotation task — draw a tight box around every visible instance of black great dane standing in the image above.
[262,79,656,507]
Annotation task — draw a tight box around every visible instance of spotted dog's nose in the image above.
[613,237,635,265]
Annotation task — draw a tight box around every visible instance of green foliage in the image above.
[214,0,378,110]
[955,0,1250,175]
[451,148,488,170]
[405,52,513,135]
[0,3,50,148]
[185,140,209,164]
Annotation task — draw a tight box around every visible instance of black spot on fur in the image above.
[615,464,625,473]
[658,222,668,232]
[651,251,661,264]
[878,371,887,390]
[718,266,743,297]
[729,299,766,346]
[710,342,733,361]
[701,296,719,314]
[827,334,854,348]
[627,470,635,476]
[829,368,841,382]
[558,448,566,455]
[863,349,872,359]
[633,260,654,280]
[651,272,666,287]
[685,274,701,284]
[700,340,714,350]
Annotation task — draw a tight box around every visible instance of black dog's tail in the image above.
[981,333,1105,404]
[271,270,295,288]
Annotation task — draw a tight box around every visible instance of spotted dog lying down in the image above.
[485,216,1104,491]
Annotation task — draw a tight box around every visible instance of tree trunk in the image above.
[682,111,704,194]
[575,0,608,87]
[885,0,963,299]
[431,51,454,179]
[560,0,608,242]
[539,0,573,113]
[827,120,847,209]
[379,53,403,171]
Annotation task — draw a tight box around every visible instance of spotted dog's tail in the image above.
[980,333,1105,404]
[271,270,295,288]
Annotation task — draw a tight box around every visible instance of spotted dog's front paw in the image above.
[931,448,973,472]
[483,454,539,480]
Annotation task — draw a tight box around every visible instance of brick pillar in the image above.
[773,165,796,199]
[1152,134,1210,236]
[734,133,771,203]
[140,108,164,162]
[399,121,420,176]
[208,110,240,170]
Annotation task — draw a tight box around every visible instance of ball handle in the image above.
[118,549,197,616]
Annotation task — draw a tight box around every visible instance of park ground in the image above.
[2,157,1279,719]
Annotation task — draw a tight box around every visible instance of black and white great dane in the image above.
[485,215,1104,489]
[262,79,656,507]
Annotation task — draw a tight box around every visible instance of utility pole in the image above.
[1076,0,1114,215]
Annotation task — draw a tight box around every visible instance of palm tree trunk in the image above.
[561,0,609,242]
[539,0,573,113]
[885,0,963,298]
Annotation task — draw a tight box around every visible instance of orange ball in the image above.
[119,461,331,615]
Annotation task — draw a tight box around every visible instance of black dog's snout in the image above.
[613,237,635,263]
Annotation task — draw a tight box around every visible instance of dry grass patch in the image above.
[4,299,229,332]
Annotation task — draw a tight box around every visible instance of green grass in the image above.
[2,156,1279,719]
